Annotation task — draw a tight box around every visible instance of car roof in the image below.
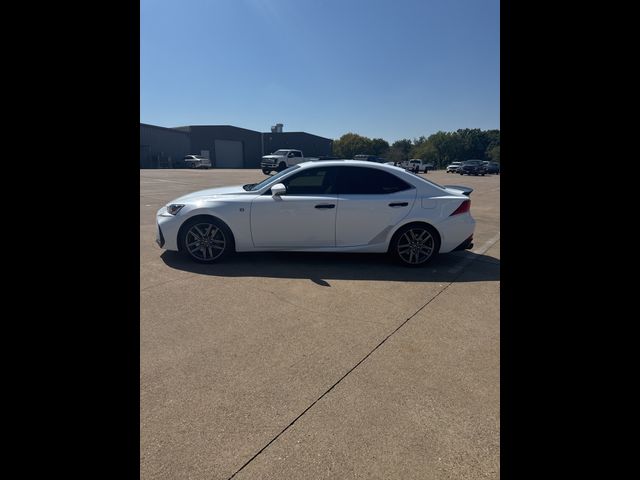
[299,159,410,173]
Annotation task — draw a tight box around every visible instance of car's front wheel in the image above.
[180,217,233,263]
[390,224,440,267]
[277,162,287,172]
[262,169,271,175]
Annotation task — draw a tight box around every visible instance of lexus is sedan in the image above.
[156,160,476,266]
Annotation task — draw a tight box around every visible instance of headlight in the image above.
[166,204,185,215]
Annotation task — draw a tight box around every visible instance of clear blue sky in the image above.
[140,0,499,143]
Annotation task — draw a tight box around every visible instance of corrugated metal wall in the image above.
[140,123,191,168]
[140,123,333,169]
[188,126,263,169]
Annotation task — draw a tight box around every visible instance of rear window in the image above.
[338,167,412,195]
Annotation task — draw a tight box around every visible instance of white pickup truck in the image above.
[260,149,317,174]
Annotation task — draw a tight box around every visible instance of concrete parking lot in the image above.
[140,168,500,479]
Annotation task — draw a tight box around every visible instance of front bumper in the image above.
[155,223,165,248]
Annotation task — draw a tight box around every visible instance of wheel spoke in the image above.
[184,222,228,261]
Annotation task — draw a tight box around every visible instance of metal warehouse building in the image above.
[140,123,333,169]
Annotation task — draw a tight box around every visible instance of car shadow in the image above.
[160,250,500,285]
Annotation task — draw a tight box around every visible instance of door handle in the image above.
[389,202,408,207]
[315,204,335,209]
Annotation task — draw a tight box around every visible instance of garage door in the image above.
[214,140,243,168]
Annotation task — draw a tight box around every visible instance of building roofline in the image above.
[140,123,190,135]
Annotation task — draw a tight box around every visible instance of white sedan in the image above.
[156,160,476,266]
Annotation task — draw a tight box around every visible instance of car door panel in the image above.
[336,190,416,246]
[250,166,338,248]
[335,166,417,247]
[250,195,337,247]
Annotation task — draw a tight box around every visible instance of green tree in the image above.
[332,133,372,159]
[486,145,500,163]
[370,138,390,157]
[392,139,412,160]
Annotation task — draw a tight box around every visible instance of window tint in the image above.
[338,167,412,195]
[292,151,302,157]
[282,167,337,195]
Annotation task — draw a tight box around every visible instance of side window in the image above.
[293,151,302,158]
[338,167,412,195]
[282,167,337,195]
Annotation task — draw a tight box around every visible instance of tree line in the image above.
[332,128,500,168]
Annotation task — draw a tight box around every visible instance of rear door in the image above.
[335,166,416,247]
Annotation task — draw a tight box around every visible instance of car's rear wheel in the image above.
[180,217,233,263]
[390,224,440,267]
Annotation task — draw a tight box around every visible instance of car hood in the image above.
[262,155,284,159]
[171,185,250,203]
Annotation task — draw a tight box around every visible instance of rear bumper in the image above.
[453,235,474,251]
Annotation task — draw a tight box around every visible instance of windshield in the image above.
[272,150,290,155]
[242,165,301,191]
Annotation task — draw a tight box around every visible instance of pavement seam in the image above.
[226,234,500,479]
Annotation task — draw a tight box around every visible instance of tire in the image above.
[390,224,440,267]
[179,217,234,263]
[262,169,270,175]
[277,162,287,172]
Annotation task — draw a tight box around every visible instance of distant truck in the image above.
[400,159,433,173]
[260,149,317,174]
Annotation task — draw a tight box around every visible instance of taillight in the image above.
[450,199,470,216]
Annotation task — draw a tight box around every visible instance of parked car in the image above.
[486,162,500,174]
[459,160,487,176]
[446,161,463,173]
[261,149,317,174]
[156,160,476,267]
[182,155,212,169]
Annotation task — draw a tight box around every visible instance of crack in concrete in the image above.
[225,239,499,479]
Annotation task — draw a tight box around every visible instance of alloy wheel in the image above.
[185,223,226,261]
[396,228,435,265]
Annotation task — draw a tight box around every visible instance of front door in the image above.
[251,167,338,248]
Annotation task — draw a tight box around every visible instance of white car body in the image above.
[156,160,475,262]
[446,161,463,173]
[183,155,211,169]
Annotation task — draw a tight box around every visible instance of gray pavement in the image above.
[140,169,500,479]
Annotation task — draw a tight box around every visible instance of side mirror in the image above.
[271,183,286,196]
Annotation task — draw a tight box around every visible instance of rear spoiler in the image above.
[443,185,474,196]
